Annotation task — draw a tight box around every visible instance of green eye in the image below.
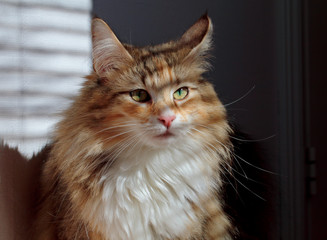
[173,87,189,100]
[130,89,151,102]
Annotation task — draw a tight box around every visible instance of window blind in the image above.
[0,0,92,157]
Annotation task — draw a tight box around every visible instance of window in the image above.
[0,0,92,157]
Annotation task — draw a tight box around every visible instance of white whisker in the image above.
[220,162,266,201]
[187,127,268,200]
[223,85,256,108]
[229,134,276,143]
[195,127,277,175]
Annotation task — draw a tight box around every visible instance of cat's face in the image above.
[102,55,220,148]
[73,15,228,150]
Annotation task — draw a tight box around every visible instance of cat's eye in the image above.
[130,89,151,103]
[173,87,189,100]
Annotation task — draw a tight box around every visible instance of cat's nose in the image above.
[158,115,176,128]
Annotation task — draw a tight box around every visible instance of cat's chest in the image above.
[88,149,213,240]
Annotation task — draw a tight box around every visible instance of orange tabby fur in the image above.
[32,14,234,240]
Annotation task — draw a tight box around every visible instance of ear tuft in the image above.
[178,14,213,66]
[179,14,212,49]
[92,18,133,75]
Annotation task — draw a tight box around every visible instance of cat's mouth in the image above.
[154,131,175,139]
[144,129,178,147]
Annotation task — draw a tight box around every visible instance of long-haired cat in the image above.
[33,14,234,240]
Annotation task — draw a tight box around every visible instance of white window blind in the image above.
[0,0,92,157]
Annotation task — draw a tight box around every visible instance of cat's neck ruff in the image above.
[83,142,217,240]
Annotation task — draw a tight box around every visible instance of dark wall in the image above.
[305,0,327,239]
[92,1,280,239]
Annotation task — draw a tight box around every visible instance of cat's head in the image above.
[70,14,229,150]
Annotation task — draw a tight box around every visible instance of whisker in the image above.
[188,129,249,180]
[188,127,274,195]
[213,136,276,175]
[101,129,136,142]
[223,85,256,108]
[109,133,141,162]
[233,154,248,180]
[229,134,276,143]
[91,123,139,136]
[220,162,266,201]
[102,130,145,167]
[195,138,264,201]
[233,153,277,175]
[200,141,266,201]
[193,124,277,175]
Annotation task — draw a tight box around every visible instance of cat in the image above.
[32,14,235,240]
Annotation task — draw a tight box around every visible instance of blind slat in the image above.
[1,0,91,12]
[0,51,91,74]
[0,3,91,31]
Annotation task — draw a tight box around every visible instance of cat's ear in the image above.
[92,18,133,75]
[178,14,213,66]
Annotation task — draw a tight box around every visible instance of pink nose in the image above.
[158,115,176,128]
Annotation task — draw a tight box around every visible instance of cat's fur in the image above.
[33,14,234,240]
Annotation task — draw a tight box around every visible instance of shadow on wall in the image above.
[0,142,48,240]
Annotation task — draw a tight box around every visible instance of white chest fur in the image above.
[84,147,215,240]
